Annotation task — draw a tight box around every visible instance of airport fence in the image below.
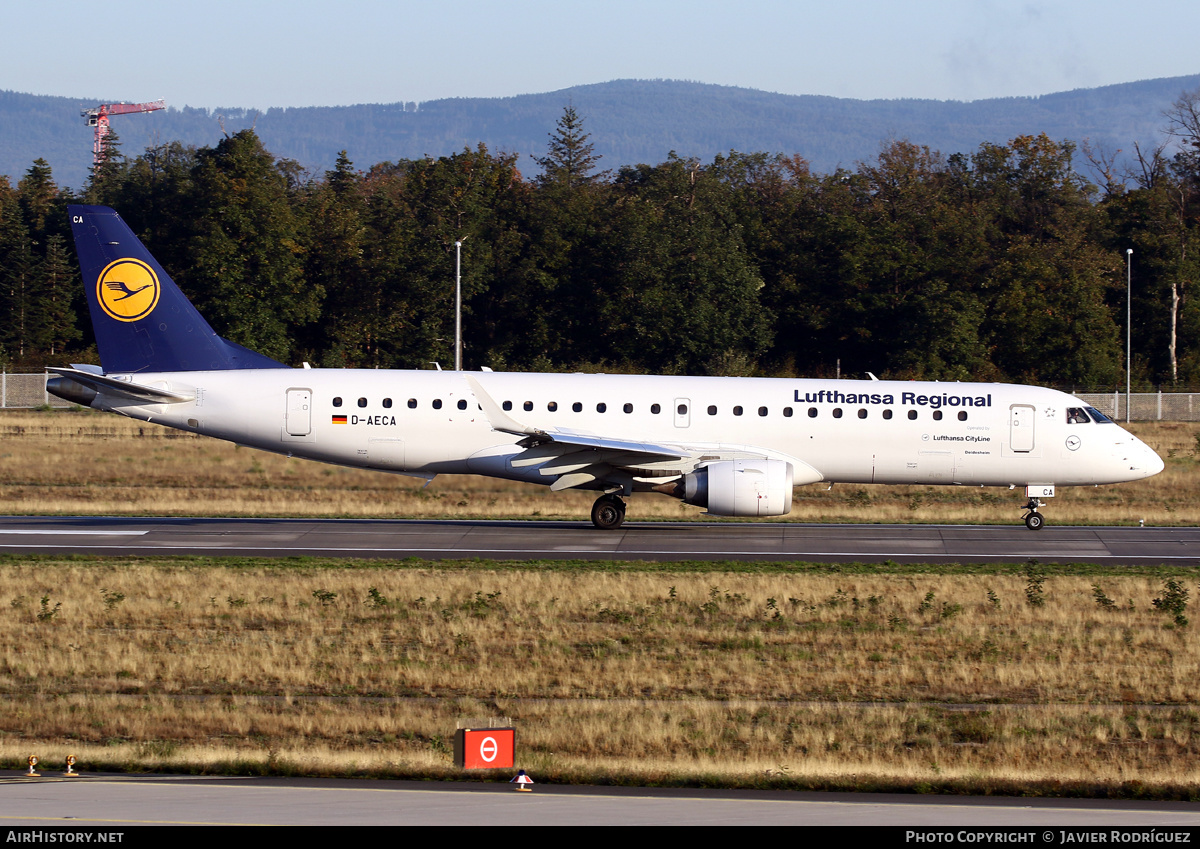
[0,372,73,409]
[1074,392,1200,423]
[2,371,1200,421]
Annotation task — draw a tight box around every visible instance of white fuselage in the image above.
[88,370,1163,496]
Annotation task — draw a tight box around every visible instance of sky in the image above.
[4,0,1199,109]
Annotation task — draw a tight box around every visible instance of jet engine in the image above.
[46,376,97,407]
[680,459,794,517]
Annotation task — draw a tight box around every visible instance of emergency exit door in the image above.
[286,388,312,437]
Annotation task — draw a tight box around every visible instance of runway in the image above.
[3,774,1200,826]
[1,515,1199,564]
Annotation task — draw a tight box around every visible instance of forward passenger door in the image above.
[1010,404,1035,452]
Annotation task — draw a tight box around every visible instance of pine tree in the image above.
[34,234,81,357]
[82,129,128,205]
[536,106,605,189]
[17,159,57,239]
[2,236,36,360]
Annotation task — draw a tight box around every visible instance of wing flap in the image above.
[549,468,610,491]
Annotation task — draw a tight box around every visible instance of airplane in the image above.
[49,205,1164,531]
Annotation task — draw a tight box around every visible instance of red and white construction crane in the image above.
[81,100,166,166]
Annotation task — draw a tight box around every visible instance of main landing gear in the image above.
[591,494,626,530]
[1022,498,1045,531]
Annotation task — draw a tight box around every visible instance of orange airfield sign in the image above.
[455,728,515,770]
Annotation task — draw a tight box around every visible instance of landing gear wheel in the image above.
[1022,497,1045,531]
[591,494,626,530]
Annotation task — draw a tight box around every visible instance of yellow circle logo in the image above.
[96,258,160,322]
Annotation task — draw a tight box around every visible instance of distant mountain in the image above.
[3,76,1199,190]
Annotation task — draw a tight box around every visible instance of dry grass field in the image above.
[0,408,1197,525]
[2,409,1199,796]
[1,559,1199,796]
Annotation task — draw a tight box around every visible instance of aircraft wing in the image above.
[467,375,760,491]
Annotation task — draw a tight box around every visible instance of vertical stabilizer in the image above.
[68,205,288,373]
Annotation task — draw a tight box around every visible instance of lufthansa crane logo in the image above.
[96,258,160,322]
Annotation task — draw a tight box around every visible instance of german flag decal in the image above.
[332,415,348,424]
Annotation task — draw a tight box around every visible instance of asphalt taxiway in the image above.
[3,774,1200,826]
[0,516,1197,564]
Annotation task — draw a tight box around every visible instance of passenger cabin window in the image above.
[383,398,392,409]
[407,398,417,409]
[679,404,689,415]
[572,402,582,412]
[651,404,661,414]
[432,399,443,409]
[733,406,743,416]
[758,406,768,417]
[1066,408,1090,424]
[357,397,367,408]
[957,411,968,421]
[882,409,893,420]
[523,401,533,412]
[503,400,512,411]
[833,408,843,419]
[547,401,557,412]
[623,403,633,414]
[857,409,867,419]
[808,407,817,418]
[597,403,607,413]
[783,407,793,418]
[458,399,468,410]
[708,405,718,416]
[907,410,918,420]
[333,397,343,408]
[932,410,943,421]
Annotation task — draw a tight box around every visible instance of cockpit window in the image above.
[1066,408,1090,424]
[1086,406,1114,424]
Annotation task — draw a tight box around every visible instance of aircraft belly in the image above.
[367,438,405,469]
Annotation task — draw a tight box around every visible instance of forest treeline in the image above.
[2,102,1199,388]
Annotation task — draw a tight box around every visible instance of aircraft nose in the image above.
[1140,443,1165,477]
[1124,438,1164,479]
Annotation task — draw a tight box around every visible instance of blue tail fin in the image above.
[68,205,289,373]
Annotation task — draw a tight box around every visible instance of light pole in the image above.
[1123,248,1132,422]
[1126,248,1132,423]
[455,238,467,371]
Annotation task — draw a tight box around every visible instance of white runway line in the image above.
[0,530,149,536]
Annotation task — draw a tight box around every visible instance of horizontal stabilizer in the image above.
[46,367,194,405]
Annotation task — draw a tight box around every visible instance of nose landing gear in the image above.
[591,494,626,530]
[1022,498,1045,530]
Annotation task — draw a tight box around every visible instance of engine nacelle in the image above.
[683,459,794,517]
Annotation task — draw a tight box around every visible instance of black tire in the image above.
[1024,512,1045,531]
[591,496,625,530]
